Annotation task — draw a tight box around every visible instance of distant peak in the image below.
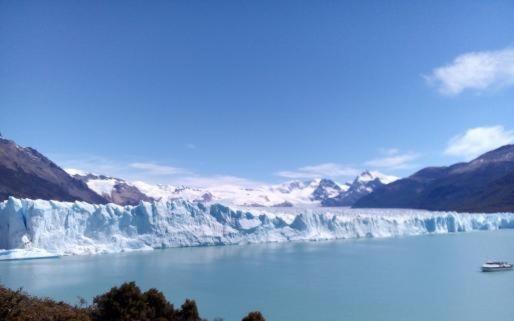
[317,178,340,188]
[355,170,398,184]
[354,170,374,182]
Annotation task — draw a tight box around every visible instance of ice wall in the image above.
[1,197,514,259]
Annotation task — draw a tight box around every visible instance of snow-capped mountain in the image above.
[0,134,398,208]
[311,178,349,201]
[65,169,355,207]
[65,168,395,208]
[133,178,351,207]
[2,196,514,260]
[322,170,398,207]
[68,170,153,206]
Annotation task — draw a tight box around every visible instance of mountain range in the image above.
[0,137,392,207]
[354,144,514,213]
[72,170,393,208]
[3,136,514,213]
[322,170,397,206]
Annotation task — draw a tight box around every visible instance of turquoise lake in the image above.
[1,230,514,321]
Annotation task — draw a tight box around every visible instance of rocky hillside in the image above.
[71,172,153,206]
[0,138,107,204]
[354,145,514,212]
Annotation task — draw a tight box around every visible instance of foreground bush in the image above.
[0,286,90,321]
[0,283,265,321]
[241,311,266,321]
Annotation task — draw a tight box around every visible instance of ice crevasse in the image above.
[1,197,514,260]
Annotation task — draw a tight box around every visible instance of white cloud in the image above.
[52,154,190,182]
[276,163,360,179]
[365,149,419,170]
[54,153,262,187]
[379,148,400,156]
[129,162,187,176]
[52,154,124,177]
[426,47,514,95]
[185,143,196,149]
[170,175,263,188]
[444,125,514,160]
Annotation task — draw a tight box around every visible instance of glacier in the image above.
[1,197,514,260]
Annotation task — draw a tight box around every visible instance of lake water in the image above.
[1,230,514,321]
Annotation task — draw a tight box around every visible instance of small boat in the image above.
[481,261,513,272]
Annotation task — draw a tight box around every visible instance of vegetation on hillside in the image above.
[0,282,265,321]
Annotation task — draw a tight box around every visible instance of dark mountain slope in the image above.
[0,138,107,203]
[354,145,514,212]
[454,170,514,212]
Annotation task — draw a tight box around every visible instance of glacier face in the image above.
[1,197,514,259]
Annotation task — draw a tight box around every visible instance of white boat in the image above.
[481,261,513,272]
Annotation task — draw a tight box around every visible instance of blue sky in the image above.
[1,0,514,186]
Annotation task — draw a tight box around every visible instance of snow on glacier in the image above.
[132,178,347,207]
[1,197,514,260]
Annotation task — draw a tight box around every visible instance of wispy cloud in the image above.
[185,143,196,150]
[276,163,360,179]
[365,149,419,170]
[51,154,124,177]
[444,125,514,160]
[129,162,187,176]
[379,148,400,156]
[169,175,263,188]
[51,154,190,182]
[426,47,514,95]
[53,154,261,187]
[129,163,262,188]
